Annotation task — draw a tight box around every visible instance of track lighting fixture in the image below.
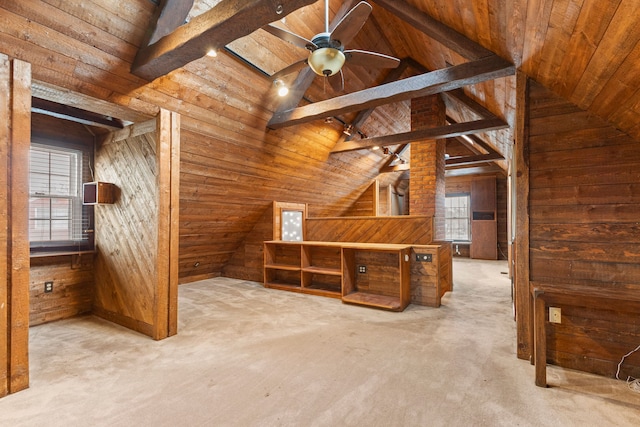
[274,80,289,97]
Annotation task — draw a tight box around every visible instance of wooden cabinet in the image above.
[471,177,497,259]
[264,241,411,311]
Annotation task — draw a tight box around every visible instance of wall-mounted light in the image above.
[274,80,289,97]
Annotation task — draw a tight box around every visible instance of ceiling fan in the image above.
[264,0,400,84]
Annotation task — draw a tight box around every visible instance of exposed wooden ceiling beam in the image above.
[32,81,152,124]
[379,143,409,173]
[32,98,125,129]
[446,152,503,166]
[144,0,195,46]
[338,59,412,143]
[444,89,499,120]
[371,0,495,60]
[382,163,410,173]
[131,0,316,81]
[450,135,485,155]
[445,164,503,177]
[332,117,508,153]
[268,55,514,129]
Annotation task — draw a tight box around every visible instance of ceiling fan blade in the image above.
[344,50,401,68]
[263,24,316,50]
[328,69,344,92]
[329,1,372,46]
[271,59,309,81]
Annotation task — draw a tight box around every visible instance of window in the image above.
[445,194,471,241]
[29,140,94,253]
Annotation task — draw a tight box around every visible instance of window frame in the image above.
[29,137,95,254]
[445,193,471,243]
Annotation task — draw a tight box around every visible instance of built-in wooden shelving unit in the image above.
[264,241,411,311]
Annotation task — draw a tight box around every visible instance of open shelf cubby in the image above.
[264,241,411,311]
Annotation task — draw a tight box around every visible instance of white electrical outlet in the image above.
[549,307,561,324]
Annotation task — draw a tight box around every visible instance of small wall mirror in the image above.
[281,210,303,241]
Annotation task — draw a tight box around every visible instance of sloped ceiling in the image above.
[194,0,639,172]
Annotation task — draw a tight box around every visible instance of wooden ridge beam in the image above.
[371,0,495,60]
[332,117,508,153]
[268,55,514,129]
[131,0,316,81]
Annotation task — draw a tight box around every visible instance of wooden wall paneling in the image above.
[221,205,275,282]
[93,119,161,337]
[344,180,379,217]
[410,242,452,307]
[0,55,31,396]
[527,79,640,377]
[306,216,433,245]
[29,255,94,326]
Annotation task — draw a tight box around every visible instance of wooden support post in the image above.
[533,289,547,387]
[0,54,31,396]
[514,71,531,360]
[155,109,180,339]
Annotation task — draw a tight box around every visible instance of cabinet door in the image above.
[471,220,497,259]
[471,177,496,213]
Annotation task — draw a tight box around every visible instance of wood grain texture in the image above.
[1,57,32,395]
[93,128,159,337]
[29,255,94,326]
[343,181,378,217]
[306,216,433,245]
[410,242,452,307]
[527,80,640,378]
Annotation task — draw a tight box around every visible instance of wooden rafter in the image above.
[268,55,515,129]
[31,98,125,129]
[333,117,508,153]
[142,0,195,47]
[337,59,412,143]
[371,0,494,60]
[132,0,316,81]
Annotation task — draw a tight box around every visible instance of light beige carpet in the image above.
[1,258,638,426]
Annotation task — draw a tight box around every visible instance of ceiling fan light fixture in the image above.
[308,47,345,76]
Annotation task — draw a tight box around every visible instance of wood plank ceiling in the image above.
[2,0,638,281]
[187,0,640,176]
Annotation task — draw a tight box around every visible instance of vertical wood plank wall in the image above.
[527,80,640,377]
[0,55,31,396]
[93,114,179,340]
